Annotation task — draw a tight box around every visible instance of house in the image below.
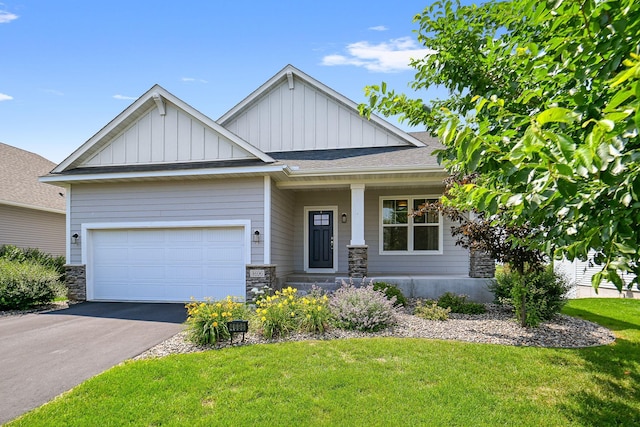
[40,65,494,303]
[556,255,639,299]
[0,143,65,256]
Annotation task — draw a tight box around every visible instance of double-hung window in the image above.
[380,196,442,254]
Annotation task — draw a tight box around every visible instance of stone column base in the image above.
[246,264,277,303]
[347,245,368,278]
[469,249,495,278]
[65,264,86,301]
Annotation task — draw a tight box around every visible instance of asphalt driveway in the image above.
[0,302,187,424]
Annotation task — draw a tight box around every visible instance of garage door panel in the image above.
[205,246,243,262]
[129,247,165,263]
[90,227,246,302]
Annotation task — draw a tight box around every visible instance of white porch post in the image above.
[350,184,366,245]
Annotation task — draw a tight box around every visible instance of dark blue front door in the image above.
[309,211,333,269]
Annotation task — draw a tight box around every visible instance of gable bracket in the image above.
[286,71,294,90]
[152,92,166,116]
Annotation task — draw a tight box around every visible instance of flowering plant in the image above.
[185,296,247,345]
[329,282,399,332]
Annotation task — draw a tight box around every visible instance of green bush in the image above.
[329,283,398,332]
[437,292,486,314]
[372,281,407,307]
[414,300,450,320]
[185,296,250,345]
[0,259,64,310]
[0,245,65,278]
[491,265,571,327]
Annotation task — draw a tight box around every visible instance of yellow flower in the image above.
[213,321,218,327]
[212,312,218,318]
[290,312,295,317]
[261,316,267,322]
[306,314,311,319]
[216,303,222,308]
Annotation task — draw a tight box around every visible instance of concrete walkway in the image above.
[0,302,187,424]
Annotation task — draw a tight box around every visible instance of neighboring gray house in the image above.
[41,65,494,303]
[0,143,66,256]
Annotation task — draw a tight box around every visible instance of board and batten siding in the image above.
[68,178,264,264]
[270,181,295,277]
[365,188,469,275]
[0,205,65,257]
[223,77,411,153]
[83,104,254,167]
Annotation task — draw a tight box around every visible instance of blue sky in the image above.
[0,1,447,164]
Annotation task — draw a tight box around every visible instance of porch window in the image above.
[380,197,442,254]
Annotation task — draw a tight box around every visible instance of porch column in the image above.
[350,184,365,245]
[349,184,368,278]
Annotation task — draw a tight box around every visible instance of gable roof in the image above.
[52,85,275,174]
[219,64,425,152]
[0,143,65,213]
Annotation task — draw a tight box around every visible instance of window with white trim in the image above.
[380,197,442,254]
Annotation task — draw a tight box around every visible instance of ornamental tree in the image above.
[362,0,640,291]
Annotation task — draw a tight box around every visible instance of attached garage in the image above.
[84,222,250,302]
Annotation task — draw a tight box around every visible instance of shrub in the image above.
[491,265,571,327]
[329,282,398,332]
[372,281,407,307]
[414,300,450,321]
[0,245,65,278]
[0,259,64,310]
[253,286,331,338]
[437,292,486,314]
[185,296,249,345]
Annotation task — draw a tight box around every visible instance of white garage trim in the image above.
[82,220,251,301]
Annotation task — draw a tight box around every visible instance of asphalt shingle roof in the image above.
[0,143,66,212]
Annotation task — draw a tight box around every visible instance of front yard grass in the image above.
[10,298,640,426]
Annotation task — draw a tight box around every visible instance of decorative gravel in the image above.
[134,303,615,360]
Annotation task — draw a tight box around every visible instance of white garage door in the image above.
[89,227,246,302]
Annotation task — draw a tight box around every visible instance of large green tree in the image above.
[363,0,640,291]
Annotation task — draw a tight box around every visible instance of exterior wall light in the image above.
[71,233,79,244]
[341,213,348,223]
[253,230,260,243]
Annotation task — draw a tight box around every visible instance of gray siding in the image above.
[224,77,411,152]
[68,178,264,264]
[270,181,295,277]
[366,188,469,275]
[0,205,65,256]
[290,187,468,275]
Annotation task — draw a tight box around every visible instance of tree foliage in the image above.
[363,0,640,291]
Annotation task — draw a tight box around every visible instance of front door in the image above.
[308,210,333,269]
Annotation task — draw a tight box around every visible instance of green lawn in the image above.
[10,299,640,426]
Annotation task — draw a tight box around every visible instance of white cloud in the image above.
[0,10,18,23]
[44,89,64,96]
[0,93,13,101]
[113,94,136,100]
[181,77,208,83]
[321,36,435,73]
[368,25,388,31]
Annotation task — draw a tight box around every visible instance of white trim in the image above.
[378,195,444,255]
[263,176,271,264]
[65,185,71,262]
[40,164,289,184]
[350,183,366,245]
[81,220,252,301]
[275,174,447,189]
[303,206,338,273]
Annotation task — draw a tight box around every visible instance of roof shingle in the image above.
[0,143,66,212]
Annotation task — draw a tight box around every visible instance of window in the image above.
[380,197,442,254]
